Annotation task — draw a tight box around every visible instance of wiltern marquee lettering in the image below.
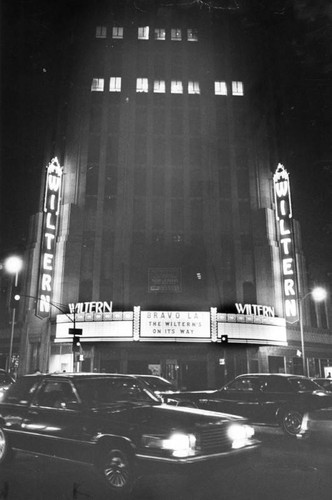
[37,158,63,318]
[273,164,298,321]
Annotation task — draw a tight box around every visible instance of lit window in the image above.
[112,27,123,39]
[214,81,227,95]
[136,78,149,93]
[154,80,166,93]
[96,26,107,38]
[171,81,183,94]
[188,81,200,94]
[109,77,121,92]
[187,29,198,42]
[171,29,182,41]
[91,78,104,92]
[154,28,166,40]
[232,81,244,96]
[138,27,149,40]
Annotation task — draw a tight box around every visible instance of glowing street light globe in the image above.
[4,256,23,275]
[312,287,327,302]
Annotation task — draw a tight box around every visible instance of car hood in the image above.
[93,402,246,428]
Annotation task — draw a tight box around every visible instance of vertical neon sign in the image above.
[273,163,298,322]
[37,158,63,318]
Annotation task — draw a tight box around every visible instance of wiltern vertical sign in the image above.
[273,163,298,322]
[36,158,63,318]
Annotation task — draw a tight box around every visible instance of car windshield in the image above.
[140,376,175,392]
[0,372,13,385]
[288,377,323,392]
[74,377,161,406]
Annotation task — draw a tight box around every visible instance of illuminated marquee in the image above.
[37,158,63,318]
[273,164,298,321]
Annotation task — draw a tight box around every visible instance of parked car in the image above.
[0,373,259,496]
[161,373,332,437]
[0,370,14,402]
[312,378,332,392]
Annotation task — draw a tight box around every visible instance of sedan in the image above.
[0,373,259,496]
[161,373,332,437]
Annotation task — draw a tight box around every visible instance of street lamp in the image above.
[4,256,23,373]
[299,286,327,377]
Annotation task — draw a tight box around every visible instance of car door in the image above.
[21,378,94,463]
[258,377,296,423]
[199,376,262,419]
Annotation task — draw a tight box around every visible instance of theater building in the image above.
[18,1,331,388]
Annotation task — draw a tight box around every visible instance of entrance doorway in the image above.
[180,361,207,390]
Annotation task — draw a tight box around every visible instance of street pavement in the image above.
[1,425,332,499]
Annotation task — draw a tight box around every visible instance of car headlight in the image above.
[227,423,255,449]
[142,432,196,457]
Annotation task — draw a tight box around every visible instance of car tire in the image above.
[98,445,135,496]
[280,408,303,437]
[0,427,14,466]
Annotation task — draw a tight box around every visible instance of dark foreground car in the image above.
[0,370,14,402]
[0,373,259,497]
[161,373,332,437]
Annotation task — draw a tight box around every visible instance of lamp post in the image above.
[299,287,327,376]
[4,256,23,373]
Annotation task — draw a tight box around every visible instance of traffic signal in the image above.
[10,284,21,309]
[72,335,81,353]
[220,334,228,344]
[68,328,83,353]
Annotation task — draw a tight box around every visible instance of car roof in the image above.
[236,373,308,379]
[23,373,140,380]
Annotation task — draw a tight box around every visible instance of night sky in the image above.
[1,0,331,287]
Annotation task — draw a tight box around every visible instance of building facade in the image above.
[17,1,331,388]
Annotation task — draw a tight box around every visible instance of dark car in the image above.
[0,373,259,496]
[312,378,332,392]
[161,373,332,437]
[0,370,14,402]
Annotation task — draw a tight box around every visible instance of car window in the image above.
[140,377,175,392]
[288,377,322,392]
[226,378,260,392]
[34,380,79,409]
[0,372,13,384]
[259,378,290,393]
[74,377,159,406]
[2,377,39,405]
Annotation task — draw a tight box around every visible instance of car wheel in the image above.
[0,427,14,466]
[98,446,135,496]
[280,409,303,437]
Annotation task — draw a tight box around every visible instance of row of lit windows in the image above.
[96,26,198,42]
[91,78,244,96]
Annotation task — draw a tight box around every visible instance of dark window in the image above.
[34,381,78,408]
[0,372,13,384]
[226,377,259,392]
[74,377,158,404]
[4,377,40,405]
